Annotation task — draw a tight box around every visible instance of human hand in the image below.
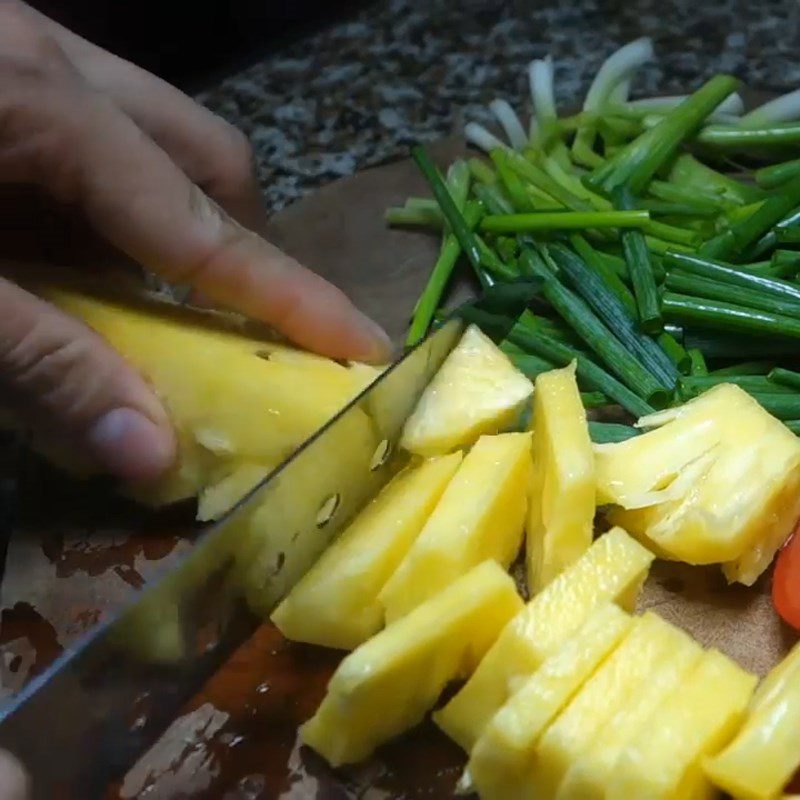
[0,750,27,800]
[0,0,390,483]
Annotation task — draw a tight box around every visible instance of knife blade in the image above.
[0,318,464,799]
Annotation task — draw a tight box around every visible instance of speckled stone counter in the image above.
[198,0,800,213]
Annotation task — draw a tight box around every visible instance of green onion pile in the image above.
[385,38,800,443]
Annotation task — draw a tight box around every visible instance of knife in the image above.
[0,318,464,799]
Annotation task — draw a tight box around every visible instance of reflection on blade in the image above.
[0,319,463,800]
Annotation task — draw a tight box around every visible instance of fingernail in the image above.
[357,315,394,363]
[87,408,175,482]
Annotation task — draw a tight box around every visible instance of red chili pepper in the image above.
[773,523,800,631]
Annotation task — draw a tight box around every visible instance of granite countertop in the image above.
[200,0,800,213]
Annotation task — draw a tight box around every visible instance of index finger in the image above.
[0,16,391,363]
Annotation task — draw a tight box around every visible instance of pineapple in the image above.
[399,324,533,457]
[527,362,595,593]
[270,453,462,650]
[608,648,757,800]
[33,281,378,507]
[532,613,695,800]
[434,527,654,752]
[378,433,531,622]
[598,385,800,584]
[704,640,800,800]
[558,624,703,800]
[300,560,522,766]
[466,602,632,800]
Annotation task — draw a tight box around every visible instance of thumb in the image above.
[0,277,175,482]
[0,749,29,800]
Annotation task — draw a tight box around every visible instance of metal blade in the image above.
[0,319,463,799]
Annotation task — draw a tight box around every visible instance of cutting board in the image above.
[0,139,795,799]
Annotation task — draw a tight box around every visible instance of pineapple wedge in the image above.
[466,602,632,800]
[527,362,595,593]
[704,640,800,800]
[399,324,533,457]
[558,624,703,800]
[270,453,462,650]
[300,560,522,766]
[34,282,374,507]
[533,613,695,800]
[378,433,531,622]
[608,648,757,800]
[598,384,800,584]
[434,527,654,752]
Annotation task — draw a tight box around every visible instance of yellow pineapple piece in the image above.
[434,527,654,751]
[197,462,270,521]
[300,560,522,766]
[558,625,703,800]
[608,648,757,800]
[704,640,800,800]
[466,602,632,800]
[378,433,531,622]
[599,384,800,583]
[270,453,462,649]
[34,282,374,506]
[532,613,693,799]
[399,324,533,456]
[527,362,595,593]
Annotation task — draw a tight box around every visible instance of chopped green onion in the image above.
[769,367,800,392]
[505,150,595,210]
[688,348,708,376]
[698,122,800,149]
[473,183,515,215]
[664,251,800,305]
[711,361,774,377]
[772,249,800,276]
[776,228,800,245]
[662,292,800,340]
[700,172,800,260]
[617,188,662,332]
[664,271,800,318]
[570,234,635,312]
[468,158,498,185]
[667,153,764,205]
[521,247,669,404]
[680,374,794,395]
[683,329,799,358]
[548,244,677,387]
[589,422,641,443]
[590,74,740,193]
[505,350,557,379]
[581,391,611,408]
[657,331,691,372]
[406,202,483,346]
[755,157,800,190]
[384,205,442,228]
[746,393,800,421]
[507,324,655,417]
[648,179,729,212]
[481,210,649,233]
[412,146,511,286]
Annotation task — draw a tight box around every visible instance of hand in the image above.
[0,1,391,482]
[0,750,27,800]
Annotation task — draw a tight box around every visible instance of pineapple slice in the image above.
[399,324,533,457]
[704,640,800,800]
[434,527,654,752]
[197,462,270,521]
[270,453,462,649]
[466,602,632,800]
[599,384,800,583]
[558,625,703,800]
[300,560,522,766]
[532,613,695,799]
[378,433,531,623]
[608,649,757,800]
[33,282,373,506]
[527,362,595,593]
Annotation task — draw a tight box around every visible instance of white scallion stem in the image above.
[528,56,557,126]
[489,98,528,150]
[742,88,800,126]
[609,77,632,104]
[583,37,654,111]
[464,122,509,153]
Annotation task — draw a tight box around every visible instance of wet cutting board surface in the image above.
[0,139,795,798]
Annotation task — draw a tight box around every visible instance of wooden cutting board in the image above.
[0,139,795,799]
